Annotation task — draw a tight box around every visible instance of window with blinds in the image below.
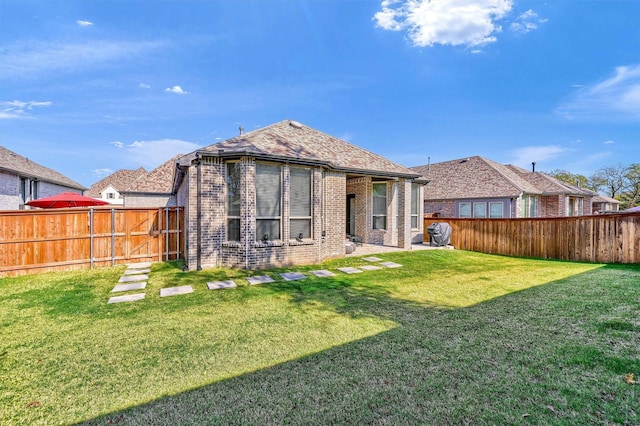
[372,182,387,230]
[290,167,312,239]
[256,163,282,240]
[226,163,241,241]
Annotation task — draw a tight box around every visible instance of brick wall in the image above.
[0,171,19,210]
[123,194,174,207]
[424,199,456,217]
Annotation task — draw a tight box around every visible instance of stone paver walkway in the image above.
[280,272,307,281]
[379,261,402,268]
[310,270,336,278]
[359,265,383,271]
[246,275,276,285]
[112,282,146,292]
[207,280,237,290]
[337,267,363,274]
[119,274,148,283]
[108,263,153,303]
[108,293,145,304]
[160,285,194,297]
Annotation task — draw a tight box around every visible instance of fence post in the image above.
[177,207,181,260]
[111,208,115,266]
[89,208,94,269]
[165,207,169,261]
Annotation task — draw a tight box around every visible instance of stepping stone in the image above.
[280,272,307,281]
[359,265,383,271]
[310,270,336,278]
[337,267,363,274]
[246,275,275,285]
[119,274,148,283]
[127,262,152,269]
[379,261,402,268]
[362,256,383,262]
[112,282,146,292]
[207,280,237,290]
[108,293,145,304]
[160,285,193,297]
[124,268,150,275]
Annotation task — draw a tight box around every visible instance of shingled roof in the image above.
[180,120,419,178]
[505,165,595,196]
[411,156,541,200]
[86,167,147,197]
[123,155,181,194]
[0,145,85,190]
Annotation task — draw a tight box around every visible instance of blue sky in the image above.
[1,0,639,188]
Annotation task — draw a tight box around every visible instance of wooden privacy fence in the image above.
[0,207,184,277]
[425,213,640,264]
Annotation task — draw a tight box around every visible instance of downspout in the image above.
[195,154,202,270]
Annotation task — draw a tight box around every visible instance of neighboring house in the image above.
[173,120,425,270]
[411,156,542,218]
[411,156,595,218]
[120,156,181,207]
[505,165,594,216]
[0,145,86,210]
[592,194,622,213]
[86,167,147,205]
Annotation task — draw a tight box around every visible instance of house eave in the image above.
[0,166,87,191]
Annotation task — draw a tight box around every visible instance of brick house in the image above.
[411,156,594,218]
[591,194,622,213]
[0,145,86,210]
[173,120,425,270]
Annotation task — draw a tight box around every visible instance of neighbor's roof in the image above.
[86,167,147,197]
[0,145,86,190]
[592,194,622,204]
[123,155,182,194]
[411,156,541,200]
[180,120,419,178]
[505,165,595,196]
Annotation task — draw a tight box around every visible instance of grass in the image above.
[0,250,638,425]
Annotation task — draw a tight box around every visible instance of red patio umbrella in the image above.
[26,192,109,209]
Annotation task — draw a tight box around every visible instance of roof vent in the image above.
[289,120,303,129]
[460,158,469,163]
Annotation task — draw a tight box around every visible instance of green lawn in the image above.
[1,250,638,425]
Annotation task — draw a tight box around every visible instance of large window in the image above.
[522,195,536,218]
[226,163,241,241]
[459,202,472,218]
[372,182,387,229]
[256,163,281,240]
[410,183,420,228]
[290,167,312,239]
[489,202,504,218]
[473,202,487,218]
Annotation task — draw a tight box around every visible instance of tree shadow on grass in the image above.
[77,263,640,426]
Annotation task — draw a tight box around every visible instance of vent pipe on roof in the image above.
[532,162,536,172]
[239,126,244,135]
[428,156,430,173]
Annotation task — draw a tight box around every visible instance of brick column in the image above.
[397,178,412,249]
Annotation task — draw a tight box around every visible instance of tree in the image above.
[620,164,640,208]
[546,169,595,190]
[590,164,629,199]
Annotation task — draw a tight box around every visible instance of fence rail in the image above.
[424,213,640,264]
[0,207,184,277]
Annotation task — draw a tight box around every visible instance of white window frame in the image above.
[255,163,282,241]
[226,162,242,241]
[489,202,504,218]
[372,182,387,230]
[410,183,420,229]
[289,166,313,240]
[459,202,472,218]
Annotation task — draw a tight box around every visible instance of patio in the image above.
[346,242,454,257]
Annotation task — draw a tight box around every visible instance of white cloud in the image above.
[0,100,52,119]
[76,20,94,27]
[110,141,124,148]
[510,145,566,168]
[139,83,151,89]
[603,140,615,145]
[373,0,513,47]
[0,40,165,79]
[510,9,546,34]
[114,139,200,169]
[93,168,113,178]
[164,85,188,95]
[556,64,640,120]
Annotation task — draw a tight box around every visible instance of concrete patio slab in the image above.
[108,293,145,304]
[112,282,146,292]
[207,280,237,290]
[362,256,383,262]
[119,274,149,283]
[246,275,275,285]
[124,268,150,275]
[160,285,194,297]
[310,270,337,278]
[337,267,363,274]
[127,262,152,269]
[359,265,383,271]
[379,261,402,268]
[280,272,307,281]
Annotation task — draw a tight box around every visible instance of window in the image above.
[226,163,241,241]
[106,192,115,199]
[290,167,312,239]
[255,163,281,240]
[19,178,27,202]
[372,182,387,229]
[522,195,536,218]
[489,202,504,218]
[459,202,472,218]
[30,180,38,200]
[473,202,487,218]
[410,183,420,228]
